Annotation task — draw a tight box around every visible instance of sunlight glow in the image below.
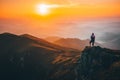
[36,3,74,16]
[36,4,50,15]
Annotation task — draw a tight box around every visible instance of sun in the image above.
[36,3,61,16]
[36,4,50,15]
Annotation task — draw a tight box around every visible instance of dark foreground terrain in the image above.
[0,33,120,80]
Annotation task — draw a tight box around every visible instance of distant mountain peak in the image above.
[20,34,37,38]
[21,33,31,36]
[0,32,17,36]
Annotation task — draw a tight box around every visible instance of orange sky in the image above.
[0,0,120,44]
[0,0,120,19]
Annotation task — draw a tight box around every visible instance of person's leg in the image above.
[92,41,94,46]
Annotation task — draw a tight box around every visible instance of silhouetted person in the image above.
[90,33,95,46]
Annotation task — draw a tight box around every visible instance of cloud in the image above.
[46,0,120,5]
[98,32,120,49]
[98,32,120,42]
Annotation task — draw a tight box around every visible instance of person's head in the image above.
[92,33,94,35]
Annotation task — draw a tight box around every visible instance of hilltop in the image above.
[76,46,120,80]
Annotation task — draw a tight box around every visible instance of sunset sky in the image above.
[0,0,120,44]
[0,0,120,18]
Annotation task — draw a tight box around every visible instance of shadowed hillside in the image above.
[76,46,120,80]
[0,33,120,80]
[0,33,80,80]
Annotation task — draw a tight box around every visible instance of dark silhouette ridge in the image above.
[0,33,80,80]
[0,33,120,80]
[76,46,120,80]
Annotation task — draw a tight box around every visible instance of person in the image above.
[90,33,95,46]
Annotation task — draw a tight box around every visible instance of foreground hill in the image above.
[76,46,120,80]
[0,33,80,80]
[0,33,120,80]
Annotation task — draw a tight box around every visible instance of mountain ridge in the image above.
[0,33,120,80]
[53,38,102,50]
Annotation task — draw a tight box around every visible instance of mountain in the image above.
[53,38,101,50]
[0,33,120,80]
[0,33,80,80]
[21,34,79,51]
